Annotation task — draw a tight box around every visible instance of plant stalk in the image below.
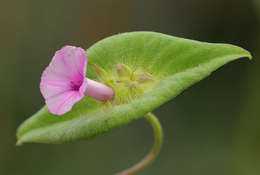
[116,112,163,175]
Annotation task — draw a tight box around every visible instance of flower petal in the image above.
[40,81,70,100]
[44,76,88,115]
[55,46,87,80]
[45,91,83,115]
[40,45,87,115]
[41,46,87,83]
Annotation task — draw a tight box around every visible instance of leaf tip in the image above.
[239,47,252,60]
[16,139,24,146]
[16,126,26,146]
[248,53,253,60]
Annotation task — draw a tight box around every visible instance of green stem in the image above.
[116,113,163,175]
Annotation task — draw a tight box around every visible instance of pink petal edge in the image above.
[40,45,87,115]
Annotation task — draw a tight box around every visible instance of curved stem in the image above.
[116,113,163,175]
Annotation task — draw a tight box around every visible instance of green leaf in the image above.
[16,32,251,145]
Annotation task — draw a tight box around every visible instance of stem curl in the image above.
[116,113,163,175]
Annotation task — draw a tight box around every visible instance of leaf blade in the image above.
[17,32,252,145]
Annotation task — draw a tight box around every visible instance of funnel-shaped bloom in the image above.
[40,46,114,115]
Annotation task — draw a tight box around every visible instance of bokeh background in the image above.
[0,0,259,174]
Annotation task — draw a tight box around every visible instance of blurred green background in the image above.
[0,0,259,174]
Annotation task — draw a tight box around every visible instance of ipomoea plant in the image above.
[17,32,252,175]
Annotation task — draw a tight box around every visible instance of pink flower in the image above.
[40,46,114,115]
